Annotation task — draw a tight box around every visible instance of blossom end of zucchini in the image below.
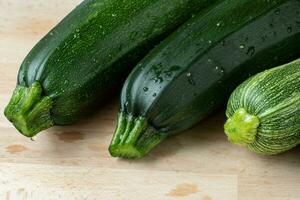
[224,108,260,146]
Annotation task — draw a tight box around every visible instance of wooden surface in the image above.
[0,1,299,200]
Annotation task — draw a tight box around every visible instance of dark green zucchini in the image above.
[224,59,300,155]
[109,0,300,158]
[5,0,216,137]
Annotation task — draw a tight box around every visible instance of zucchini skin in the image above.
[5,0,215,137]
[109,0,300,158]
[225,59,300,155]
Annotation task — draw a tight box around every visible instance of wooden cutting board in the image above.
[0,1,299,199]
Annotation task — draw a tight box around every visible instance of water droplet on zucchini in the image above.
[215,66,225,74]
[143,87,149,92]
[246,46,255,56]
[186,72,196,86]
[124,101,129,107]
[73,33,80,39]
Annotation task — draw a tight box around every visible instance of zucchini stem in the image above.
[4,82,53,137]
[109,112,166,159]
[224,108,260,146]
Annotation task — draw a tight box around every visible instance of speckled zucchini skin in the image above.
[225,59,300,155]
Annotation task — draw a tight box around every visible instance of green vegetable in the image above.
[5,0,215,137]
[109,0,300,158]
[225,59,300,155]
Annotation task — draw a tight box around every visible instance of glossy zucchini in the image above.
[5,0,215,137]
[224,59,300,155]
[109,0,300,158]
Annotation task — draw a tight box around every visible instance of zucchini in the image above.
[224,59,300,155]
[109,0,300,158]
[4,0,215,137]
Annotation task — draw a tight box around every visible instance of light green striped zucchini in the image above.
[224,59,300,155]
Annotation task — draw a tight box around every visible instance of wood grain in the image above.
[0,1,299,200]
